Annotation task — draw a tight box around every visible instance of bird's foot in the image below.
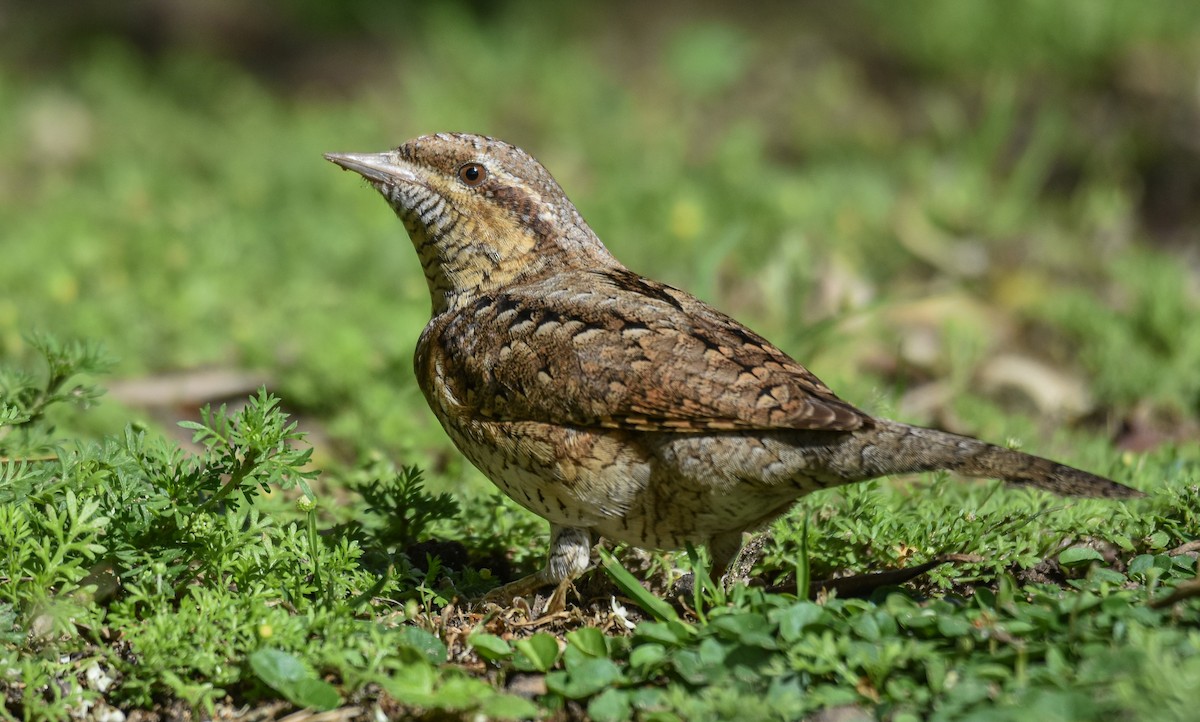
[481,572,576,615]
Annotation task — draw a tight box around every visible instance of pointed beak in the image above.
[323,151,420,186]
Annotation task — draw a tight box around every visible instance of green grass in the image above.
[2,2,1199,720]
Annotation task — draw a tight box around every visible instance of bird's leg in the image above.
[484,524,592,612]
[721,531,774,589]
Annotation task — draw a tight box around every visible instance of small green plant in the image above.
[0,333,113,459]
[351,462,460,550]
[0,337,474,718]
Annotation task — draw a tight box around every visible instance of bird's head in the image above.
[326,133,619,313]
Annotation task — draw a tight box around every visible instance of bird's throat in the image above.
[408,215,544,315]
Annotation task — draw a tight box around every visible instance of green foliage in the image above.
[248,648,340,711]
[484,563,1200,721]
[0,339,481,718]
[1039,250,1200,413]
[350,463,459,550]
[514,632,562,673]
[0,333,113,457]
[858,0,1200,77]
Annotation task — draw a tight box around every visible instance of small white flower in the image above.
[85,662,115,693]
[610,596,635,630]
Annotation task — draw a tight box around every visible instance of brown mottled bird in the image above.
[326,133,1142,607]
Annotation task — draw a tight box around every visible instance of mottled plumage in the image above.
[327,133,1142,607]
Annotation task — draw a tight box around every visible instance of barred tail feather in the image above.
[856,420,1144,499]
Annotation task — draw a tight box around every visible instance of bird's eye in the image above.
[458,162,487,186]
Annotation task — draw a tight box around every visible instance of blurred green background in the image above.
[3,0,1199,491]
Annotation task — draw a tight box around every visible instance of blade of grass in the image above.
[685,542,723,621]
[597,547,682,623]
[797,512,810,599]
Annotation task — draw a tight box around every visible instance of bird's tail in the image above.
[849,419,1143,499]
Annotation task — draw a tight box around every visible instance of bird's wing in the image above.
[420,268,871,433]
